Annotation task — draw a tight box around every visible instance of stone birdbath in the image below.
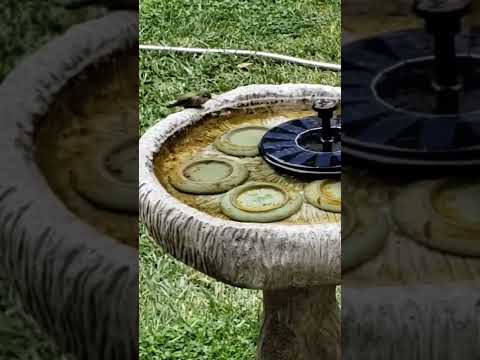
[139,84,341,359]
[342,1,480,358]
[0,11,138,359]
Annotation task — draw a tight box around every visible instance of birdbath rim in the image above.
[139,83,341,289]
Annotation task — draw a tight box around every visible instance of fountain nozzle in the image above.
[313,98,338,143]
[414,0,472,113]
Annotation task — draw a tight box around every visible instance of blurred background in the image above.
[0,2,94,358]
[342,1,480,359]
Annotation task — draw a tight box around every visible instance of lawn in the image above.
[139,0,341,359]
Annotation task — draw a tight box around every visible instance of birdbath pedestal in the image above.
[139,84,341,360]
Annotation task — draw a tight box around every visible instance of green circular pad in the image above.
[305,180,341,212]
[214,126,269,157]
[221,182,303,222]
[72,136,138,212]
[170,156,249,194]
[393,180,480,257]
[342,201,388,272]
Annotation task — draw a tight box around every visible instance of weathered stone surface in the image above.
[139,84,341,290]
[258,286,340,360]
[140,84,342,360]
[342,169,480,358]
[343,283,480,359]
[342,4,480,357]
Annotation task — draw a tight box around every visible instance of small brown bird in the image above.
[166,89,212,109]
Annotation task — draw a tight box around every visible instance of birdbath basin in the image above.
[139,84,341,360]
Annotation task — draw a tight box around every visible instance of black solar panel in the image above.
[259,117,341,177]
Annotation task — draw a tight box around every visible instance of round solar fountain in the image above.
[140,84,341,360]
[0,11,138,359]
[259,98,341,177]
[342,2,480,358]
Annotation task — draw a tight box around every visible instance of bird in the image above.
[166,89,212,109]
[63,0,137,10]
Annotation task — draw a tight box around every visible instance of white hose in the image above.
[139,44,341,72]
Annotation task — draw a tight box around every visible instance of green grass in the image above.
[139,0,340,359]
[0,278,72,359]
[0,1,93,80]
[0,2,92,359]
[139,0,340,133]
[140,228,262,360]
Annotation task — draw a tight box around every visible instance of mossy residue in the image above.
[35,51,138,248]
[154,106,341,225]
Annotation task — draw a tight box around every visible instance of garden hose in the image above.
[139,45,341,71]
